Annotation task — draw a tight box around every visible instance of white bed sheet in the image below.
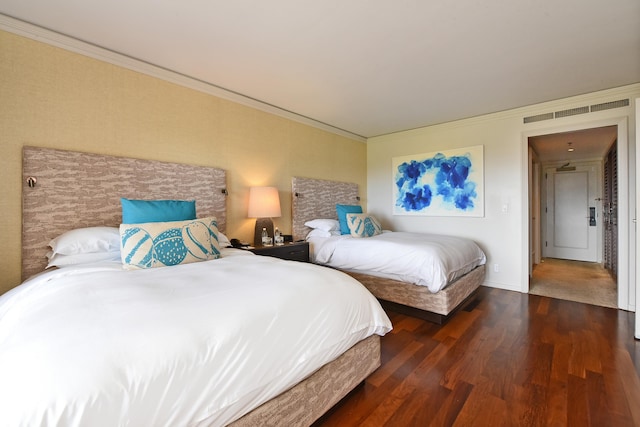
[308,231,486,293]
[0,249,391,427]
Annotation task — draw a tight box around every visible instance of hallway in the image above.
[529,258,617,308]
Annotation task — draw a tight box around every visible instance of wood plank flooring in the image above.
[315,287,640,427]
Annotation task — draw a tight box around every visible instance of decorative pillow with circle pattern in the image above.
[120,217,220,269]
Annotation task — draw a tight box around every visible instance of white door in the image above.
[544,164,599,262]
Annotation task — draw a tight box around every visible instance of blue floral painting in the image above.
[392,145,484,217]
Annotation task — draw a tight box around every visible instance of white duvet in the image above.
[308,231,486,293]
[0,249,391,427]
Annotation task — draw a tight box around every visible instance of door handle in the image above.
[589,207,596,226]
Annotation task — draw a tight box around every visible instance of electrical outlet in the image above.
[493,263,499,273]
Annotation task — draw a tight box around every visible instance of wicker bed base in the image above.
[345,265,485,324]
[230,334,380,427]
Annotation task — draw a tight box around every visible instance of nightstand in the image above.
[248,241,309,262]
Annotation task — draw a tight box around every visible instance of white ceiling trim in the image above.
[0,14,366,143]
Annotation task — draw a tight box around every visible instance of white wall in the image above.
[367,84,639,310]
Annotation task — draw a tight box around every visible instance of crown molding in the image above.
[0,14,366,143]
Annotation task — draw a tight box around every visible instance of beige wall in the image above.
[0,31,366,293]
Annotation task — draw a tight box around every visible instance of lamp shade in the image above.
[248,186,281,218]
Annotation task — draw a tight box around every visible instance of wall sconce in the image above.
[248,186,281,246]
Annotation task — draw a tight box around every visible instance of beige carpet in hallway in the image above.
[529,258,617,308]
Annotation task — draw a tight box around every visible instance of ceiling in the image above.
[529,125,617,163]
[1,1,639,140]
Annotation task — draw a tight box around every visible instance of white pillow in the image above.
[306,229,331,239]
[47,251,121,268]
[49,226,120,256]
[306,229,341,239]
[304,219,340,232]
[217,231,231,247]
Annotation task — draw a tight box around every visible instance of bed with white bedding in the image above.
[0,250,391,426]
[5,147,392,426]
[292,176,487,323]
[310,231,486,294]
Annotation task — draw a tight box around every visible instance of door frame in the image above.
[522,116,630,310]
[529,151,541,272]
[635,98,639,339]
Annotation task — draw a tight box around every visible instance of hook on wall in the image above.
[221,189,228,196]
[26,176,37,188]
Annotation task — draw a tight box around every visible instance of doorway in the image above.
[528,125,618,307]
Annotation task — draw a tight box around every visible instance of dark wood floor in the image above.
[317,287,640,427]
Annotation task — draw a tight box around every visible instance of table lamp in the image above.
[248,186,281,246]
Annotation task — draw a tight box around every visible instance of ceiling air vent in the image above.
[554,106,589,118]
[523,112,554,124]
[523,98,629,125]
[591,99,629,112]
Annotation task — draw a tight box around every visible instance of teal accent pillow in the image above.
[120,216,221,269]
[121,198,196,224]
[346,213,383,237]
[336,204,363,235]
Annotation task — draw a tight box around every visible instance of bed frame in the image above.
[21,147,381,426]
[292,176,485,324]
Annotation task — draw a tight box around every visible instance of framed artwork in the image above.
[392,145,484,217]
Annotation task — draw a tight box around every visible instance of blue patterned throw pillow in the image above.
[120,217,221,269]
[345,213,383,238]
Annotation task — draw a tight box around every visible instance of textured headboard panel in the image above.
[22,146,227,280]
[291,177,360,241]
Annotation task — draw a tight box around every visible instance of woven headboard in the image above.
[291,177,360,241]
[22,146,227,280]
